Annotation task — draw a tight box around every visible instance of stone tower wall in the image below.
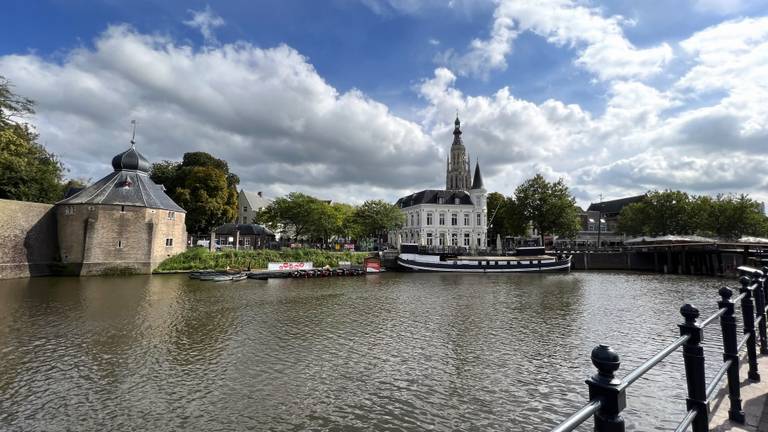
[0,199,59,279]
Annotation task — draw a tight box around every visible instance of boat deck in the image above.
[456,255,555,261]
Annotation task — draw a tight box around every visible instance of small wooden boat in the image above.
[197,272,248,282]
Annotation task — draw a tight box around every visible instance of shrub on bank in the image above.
[155,247,368,272]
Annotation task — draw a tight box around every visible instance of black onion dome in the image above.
[111,146,151,172]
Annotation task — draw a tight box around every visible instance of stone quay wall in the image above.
[0,199,59,279]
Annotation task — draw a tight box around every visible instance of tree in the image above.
[514,174,581,245]
[255,192,324,241]
[0,76,64,203]
[150,152,239,234]
[695,194,768,240]
[351,200,404,245]
[616,202,650,236]
[487,192,528,242]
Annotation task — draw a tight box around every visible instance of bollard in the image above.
[586,345,626,432]
[679,304,708,431]
[740,275,761,381]
[752,270,768,355]
[719,287,745,423]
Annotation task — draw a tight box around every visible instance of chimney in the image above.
[257,191,263,197]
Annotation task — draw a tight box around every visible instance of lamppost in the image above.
[596,193,603,250]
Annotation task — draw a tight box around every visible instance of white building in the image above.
[392,116,487,249]
[237,190,272,224]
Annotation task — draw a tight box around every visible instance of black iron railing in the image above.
[552,265,768,432]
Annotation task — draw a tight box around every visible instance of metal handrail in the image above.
[551,399,602,432]
[673,410,698,432]
[706,359,733,400]
[737,334,750,352]
[619,335,690,391]
[700,308,726,328]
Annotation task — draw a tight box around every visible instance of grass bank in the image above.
[155,247,369,272]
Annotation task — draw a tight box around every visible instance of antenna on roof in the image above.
[130,120,137,148]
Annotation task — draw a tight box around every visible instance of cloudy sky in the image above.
[1,0,767,207]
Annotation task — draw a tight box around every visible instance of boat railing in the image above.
[552,265,768,432]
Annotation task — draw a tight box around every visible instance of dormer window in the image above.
[118,179,133,189]
[438,197,445,204]
[454,198,460,205]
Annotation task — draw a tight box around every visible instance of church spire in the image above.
[471,161,484,190]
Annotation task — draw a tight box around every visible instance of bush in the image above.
[155,248,368,272]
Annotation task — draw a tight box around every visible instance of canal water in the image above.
[0,272,734,431]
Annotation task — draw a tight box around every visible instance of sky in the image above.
[1,0,767,208]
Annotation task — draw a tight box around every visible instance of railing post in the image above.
[752,270,768,354]
[719,287,745,423]
[740,275,761,381]
[678,304,708,431]
[586,345,626,432]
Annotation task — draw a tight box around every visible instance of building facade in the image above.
[56,144,187,275]
[238,189,272,224]
[392,116,487,250]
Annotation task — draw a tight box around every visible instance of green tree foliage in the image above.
[255,192,325,240]
[487,192,528,240]
[514,174,581,244]
[0,76,64,203]
[619,190,768,239]
[150,152,239,234]
[351,200,404,244]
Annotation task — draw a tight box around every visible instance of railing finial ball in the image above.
[680,303,699,324]
[719,286,733,299]
[591,344,621,381]
[740,275,752,288]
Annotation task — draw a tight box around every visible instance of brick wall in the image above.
[0,199,59,279]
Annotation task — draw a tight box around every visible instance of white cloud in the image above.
[445,0,673,81]
[184,5,225,45]
[0,25,441,204]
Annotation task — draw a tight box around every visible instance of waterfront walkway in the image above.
[711,354,768,431]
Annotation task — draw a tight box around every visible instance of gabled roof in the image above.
[214,223,274,236]
[240,190,273,209]
[395,190,474,208]
[587,195,645,214]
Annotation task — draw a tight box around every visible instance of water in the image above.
[0,272,735,431]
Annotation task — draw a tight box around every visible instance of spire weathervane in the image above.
[130,119,137,148]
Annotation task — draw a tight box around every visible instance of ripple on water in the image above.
[0,272,730,431]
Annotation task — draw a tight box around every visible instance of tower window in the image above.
[64,206,75,215]
[165,238,173,247]
[167,211,175,220]
[121,205,125,212]
[117,240,123,249]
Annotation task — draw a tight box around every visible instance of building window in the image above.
[417,213,420,225]
[410,214,414,226]
[117,240,123,249]
[427,213,433,225]
[64,206,75,215]
[588,223,595,231]
[451,233,458,246]
[477,213,481,226]
[437,197,445,204]
[165,238,173,247]
[477,237,481,247]
[454,198,461,205]
[439,234,445,246]
[464,214,469,225]
[439,213,445,225]
[426,233,433,246]
[243,206,248,212]
[464,233,470,246]
[451,213,457,226]
[167,211,175,220]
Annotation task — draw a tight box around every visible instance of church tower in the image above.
[445,115,471,190]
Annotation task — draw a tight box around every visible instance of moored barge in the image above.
[396,244,571,273]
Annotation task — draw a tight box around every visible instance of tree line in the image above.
[253,192,404,246]
[617,190,768,240]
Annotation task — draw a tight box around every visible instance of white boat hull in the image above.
[396,253,571,273]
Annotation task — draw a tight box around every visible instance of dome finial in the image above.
[130,119,137,148]
[455,109,460,126]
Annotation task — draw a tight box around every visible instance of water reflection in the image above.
[0,272,729,431]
